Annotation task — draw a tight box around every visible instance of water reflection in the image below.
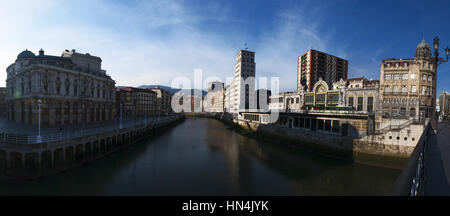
[0,117,399,195]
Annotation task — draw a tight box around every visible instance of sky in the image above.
[1,0,450,94]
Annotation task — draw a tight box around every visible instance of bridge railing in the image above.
[391,121,434,196]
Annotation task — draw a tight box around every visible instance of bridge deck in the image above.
[424,122,450,195]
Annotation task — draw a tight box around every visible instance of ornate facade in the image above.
[379,39,437,120]
[5,49,116,125]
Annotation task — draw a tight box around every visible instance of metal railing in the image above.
[391,121,433,196]
[0,114,183,145]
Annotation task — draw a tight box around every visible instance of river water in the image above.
[0,117,400,195]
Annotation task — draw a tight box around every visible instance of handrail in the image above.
[391,121,433,195]
[0,114,183,145]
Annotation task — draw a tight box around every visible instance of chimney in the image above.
[39,49,44,56]
[72,49,76,53]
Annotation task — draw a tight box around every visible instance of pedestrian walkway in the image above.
[423,122,450,195]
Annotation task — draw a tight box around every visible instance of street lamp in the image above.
[433,36,450,65]
[36,99,42,143]
[432,36,449,126]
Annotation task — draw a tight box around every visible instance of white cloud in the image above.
[0,0,354,93]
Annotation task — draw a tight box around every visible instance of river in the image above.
[0,117,400,195]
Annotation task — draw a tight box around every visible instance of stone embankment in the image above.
[0,115,185,180]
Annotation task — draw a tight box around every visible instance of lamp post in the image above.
[37,99,42,143]
[432,36,449,126]
[120,103,123,129]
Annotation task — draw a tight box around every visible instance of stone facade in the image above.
[5,49,116,125]
[379,39,437,121]
[115,87,157,117]
[150,87,172,115]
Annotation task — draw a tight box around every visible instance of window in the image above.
[411,73,416,80]
[394,74,399,80]
[393,85,398,92]
[402,74,408,80]
[402,85,407,92]
[395,63,399,67]
[385,85,391,92]
[387,63,391,67]
[428,75,432,81]
[422,74,427,81]
[411,85,417,93]
[348,96,354,107]
[404,62,408,67]
[421,86,426,95]
[367,96,374,112]
[357,96,363,111]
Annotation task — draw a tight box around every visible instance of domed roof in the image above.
[17,49,36,59]
[415,39,431,59]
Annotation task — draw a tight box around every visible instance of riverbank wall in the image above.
[0,115,185,180]
[196,112,409,169]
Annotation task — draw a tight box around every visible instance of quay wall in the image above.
[0,115,185,180]
[201,112,411,169]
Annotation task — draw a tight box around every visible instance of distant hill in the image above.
[136,84,207,96]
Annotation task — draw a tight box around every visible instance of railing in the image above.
[391,121,434,196]
[0,114,183,145]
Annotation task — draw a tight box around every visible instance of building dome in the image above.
[415,39,431,60]
[17,49,36,59]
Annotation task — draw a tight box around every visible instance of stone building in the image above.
[335,77,380,113]
[269,92,300,112]
[297,49,348,92]
[5,49,116,125]
[115,87,157,118]
[269,77,379,114]
[0,87,6,117]
[150,87,172,115]
[379,39,437,121]
[205,81,225,112]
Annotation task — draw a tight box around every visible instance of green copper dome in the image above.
[17,49,36,59]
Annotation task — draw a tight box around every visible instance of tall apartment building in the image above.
[439,91,450,118]
[379,39,437,120]
[297,49,348,92]
[229,50,256,113]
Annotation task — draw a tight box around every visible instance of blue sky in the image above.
[1,0,450,94]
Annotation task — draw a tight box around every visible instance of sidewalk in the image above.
[423,122,450,195]
[0,116,162,136]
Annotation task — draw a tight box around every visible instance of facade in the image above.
[224,85,231,112]
[206,81,225,112]
[0,87,6,117]
[337,77,380,113]
[5,49,116,125]
[229,50,256,113]
[269,92,300,112]
[439,92,450,118]
[269,77,379,115]
[256,89,271,111]
[379,39,437,121]
[115,87,157,118]
[297,49,348,92]
[150,87,172,115]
